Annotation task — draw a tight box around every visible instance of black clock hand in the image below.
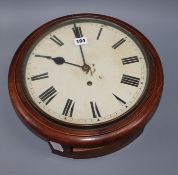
[53,57,83,68]
[35,55,82,68]
[72,24,88,66]
[79,45,87,65]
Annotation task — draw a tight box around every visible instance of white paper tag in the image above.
[50,141,64,152]
[74,37,87,46]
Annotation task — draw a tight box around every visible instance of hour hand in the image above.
[35,55,82,68]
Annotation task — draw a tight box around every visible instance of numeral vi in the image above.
[90,102,101,119]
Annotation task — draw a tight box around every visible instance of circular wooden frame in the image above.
[8,13,163,158]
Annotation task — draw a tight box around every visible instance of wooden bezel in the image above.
[8,13,163,158]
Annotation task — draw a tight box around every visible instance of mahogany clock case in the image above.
[8,13,164,158]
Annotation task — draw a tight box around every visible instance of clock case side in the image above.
[8,13,164,158]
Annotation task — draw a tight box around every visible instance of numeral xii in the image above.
[72,24,83,38]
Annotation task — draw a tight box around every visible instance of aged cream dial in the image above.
[24,19,148,125]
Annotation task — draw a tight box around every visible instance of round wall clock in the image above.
[8,13,163,158]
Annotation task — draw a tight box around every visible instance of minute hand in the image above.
[72,24,87,65]
[79,45,86,65]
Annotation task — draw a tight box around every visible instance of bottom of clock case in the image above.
[48,128,144,159]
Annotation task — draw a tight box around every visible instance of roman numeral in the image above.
[121,74,140,87]
[112,38,126,49]
[35,55,51,59]
[96,27,103,40]
[113,93,126,105]
[31,72,49,81]
[122,56,139,65]
[72,24,83,38]
[50,35,64,46]
[39,86,57,105]
[90,102,101,118]
[62,99,75,117]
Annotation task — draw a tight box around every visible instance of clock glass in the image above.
[23,18,148,126]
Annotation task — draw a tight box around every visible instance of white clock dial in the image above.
[24,19,148,125]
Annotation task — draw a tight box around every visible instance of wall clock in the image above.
[8,13,163,158]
